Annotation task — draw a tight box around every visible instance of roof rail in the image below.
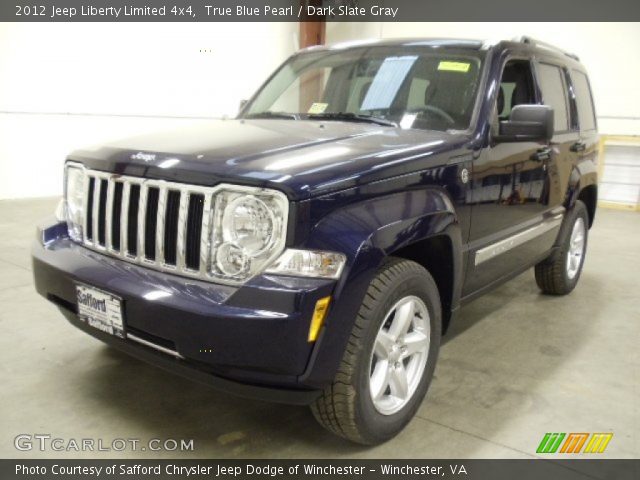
[512,36,580,61]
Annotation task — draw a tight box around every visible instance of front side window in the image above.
[244,46,485,132]
[537,63,570,132]
[496,59,536,120]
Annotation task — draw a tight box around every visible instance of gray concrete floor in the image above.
[1,198,638,459]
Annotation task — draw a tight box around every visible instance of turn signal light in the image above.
[308,296,331,342]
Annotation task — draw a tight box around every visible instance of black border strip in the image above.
[3,0,640,22]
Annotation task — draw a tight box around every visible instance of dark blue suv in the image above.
[33,37,598,444]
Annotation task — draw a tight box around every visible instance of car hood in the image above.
[71,119,469,200]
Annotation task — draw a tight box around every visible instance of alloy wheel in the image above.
[369,295,430,415]
[566,217,586,279]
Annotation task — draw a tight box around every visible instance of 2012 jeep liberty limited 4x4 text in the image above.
[33,37,598,444]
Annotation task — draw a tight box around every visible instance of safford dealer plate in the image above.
[76,284,125,338]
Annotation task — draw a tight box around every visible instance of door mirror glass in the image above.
[238,99,248,113]
[495,104,554,143]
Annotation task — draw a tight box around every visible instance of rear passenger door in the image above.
[533,59,580,216]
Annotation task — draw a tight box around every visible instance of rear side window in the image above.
[537,63,570,132]
[572,71,597,131]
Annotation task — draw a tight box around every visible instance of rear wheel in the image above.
[311,258,441,445]
[535,200,589,295]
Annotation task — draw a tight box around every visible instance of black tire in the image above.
[535,200,589,295]
[310,258,442,445]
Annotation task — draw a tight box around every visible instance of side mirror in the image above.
[494,104,554,143]
[238,99,248,113]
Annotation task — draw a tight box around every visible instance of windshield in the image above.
[243,45,485,132]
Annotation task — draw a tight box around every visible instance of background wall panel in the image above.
[0,22,298,199]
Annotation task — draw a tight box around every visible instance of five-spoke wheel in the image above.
[566,217,586,280]
[369,296,430,415]
[311,259,441,444]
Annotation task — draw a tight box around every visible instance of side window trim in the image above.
[562,68,580,131]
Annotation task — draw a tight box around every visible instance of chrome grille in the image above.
[81,169,214,281]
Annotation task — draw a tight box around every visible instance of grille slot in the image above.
[80,170,218,282]
[97,179,108,246]
[127,184,140,257]
[163,190,181,266]
[144,187,160,260]
[85,178,95,241]
[111,182,123,251]
[185,194,204,270]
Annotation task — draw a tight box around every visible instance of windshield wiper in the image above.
[244,111,299,120]
[306,112,398,127]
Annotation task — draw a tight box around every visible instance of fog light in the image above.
[215,242,248,276]
[308,296,331,342]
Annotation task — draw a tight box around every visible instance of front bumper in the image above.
[32,219,339,404]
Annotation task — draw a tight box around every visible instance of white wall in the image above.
[0,22,298,199]
[3,22,638,200]
[326,22,640,136]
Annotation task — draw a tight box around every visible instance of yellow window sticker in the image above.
[438,61,471,73]
[308,102,328,114]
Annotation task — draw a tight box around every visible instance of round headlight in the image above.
[221,195,275,256]
[210,186,288,284]
[67,169,84,216]
[65,165,85,241]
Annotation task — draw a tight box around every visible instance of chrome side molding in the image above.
[475,211,564,266]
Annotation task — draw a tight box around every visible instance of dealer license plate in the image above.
[76,284,125,338]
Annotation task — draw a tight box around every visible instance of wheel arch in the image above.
[299,187,463,387]
[564,162,598,229]
[390,234,457,333]
[577,184,597,228]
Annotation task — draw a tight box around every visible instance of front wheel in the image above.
[535,200,589,295]
[311,258,441,445]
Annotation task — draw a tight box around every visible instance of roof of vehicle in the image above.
[300,38,487,52]
[299,36,582,66]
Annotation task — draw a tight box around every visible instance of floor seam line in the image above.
[0,258,31,271]
[0,282,33,292]
[415,414,538,458]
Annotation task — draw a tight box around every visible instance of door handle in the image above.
[570,141,586,152]
[531,147,552,162]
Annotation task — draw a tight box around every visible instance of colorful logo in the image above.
[537,433,613,454]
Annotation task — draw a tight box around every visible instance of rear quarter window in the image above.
[571,70,597,132]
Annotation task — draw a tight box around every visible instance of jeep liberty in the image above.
[33,37,598,444]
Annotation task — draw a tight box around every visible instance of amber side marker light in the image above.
[308,296,331,342]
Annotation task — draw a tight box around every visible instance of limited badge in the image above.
[461,168,469,184]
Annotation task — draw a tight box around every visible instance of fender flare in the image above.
[564,162,598,211]
[298,187,462,387]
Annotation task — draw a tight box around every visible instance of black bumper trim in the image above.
[59,309,321,406]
